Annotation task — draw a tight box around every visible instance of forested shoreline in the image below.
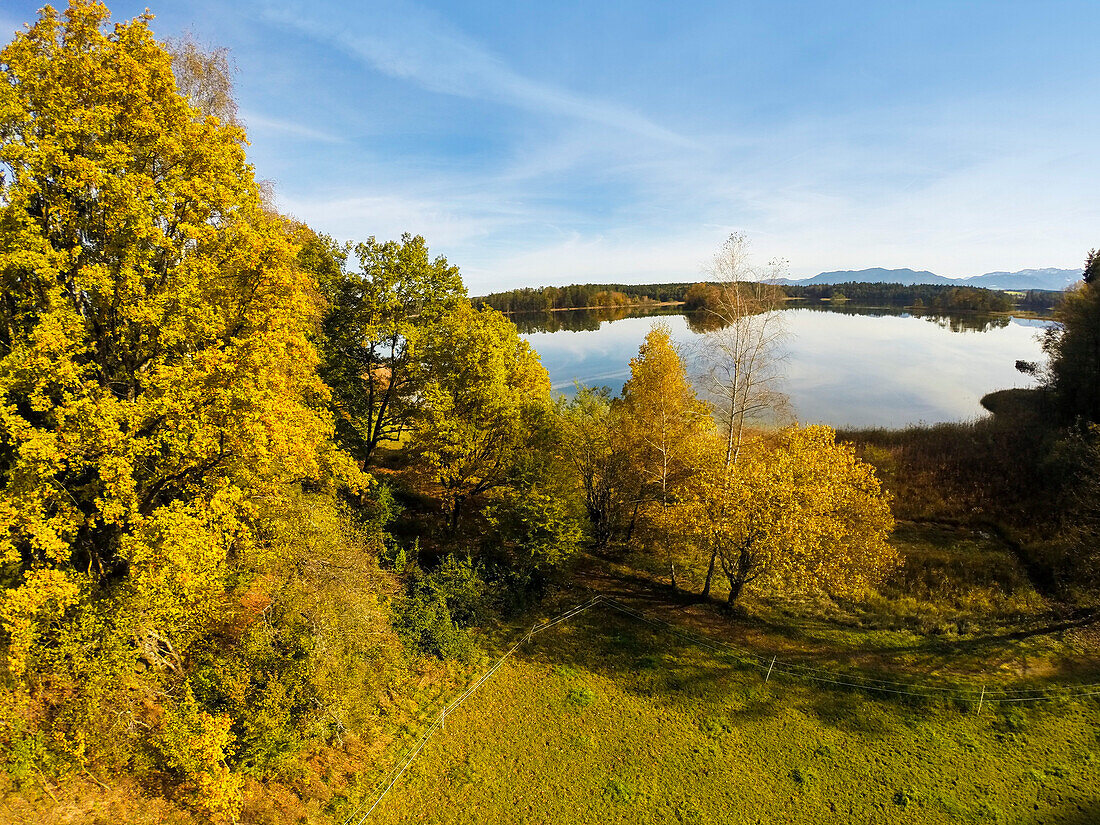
[479,280,1063,316]
[2,5,1099,824]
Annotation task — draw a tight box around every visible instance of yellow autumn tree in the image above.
[619,323,713,588]
[709,425,898,608]
[0,3,358,817]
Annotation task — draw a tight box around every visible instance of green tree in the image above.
[316,233,466,467]
[554,386,633,548]
[411,301,551,528]
[1084,248,1100,285]
[482,444,585,590]
[1044,250,1100,424]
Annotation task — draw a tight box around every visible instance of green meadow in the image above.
[362,604,1100,825]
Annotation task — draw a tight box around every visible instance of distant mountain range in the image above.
[781,267,1082,291]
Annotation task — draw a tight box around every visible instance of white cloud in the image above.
[241,111,346,144]
[252,7,1099,289]
[462,228,724,294]
[275,189,522,249]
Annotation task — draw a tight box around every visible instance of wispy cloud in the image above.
[275,189,529,250]
[244,0,1099,289]
[241,111,346,144]
[0,13,27,40]
[260,0,695,149]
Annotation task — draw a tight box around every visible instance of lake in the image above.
[519,306,1051,429]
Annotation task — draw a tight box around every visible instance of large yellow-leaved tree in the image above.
[0,3,357,817]
[709,425,898,607]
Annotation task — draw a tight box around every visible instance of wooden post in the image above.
[765,655,776,683]
[976,685,985,716]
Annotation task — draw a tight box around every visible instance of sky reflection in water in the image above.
[521,309,1050,429]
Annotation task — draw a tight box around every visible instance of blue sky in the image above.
[3,1,1099,293]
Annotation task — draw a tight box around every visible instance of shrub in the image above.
[790,767,816,785]
[893,787,919,807]
[604,776,634,803]
[392,555,487,660]
[567,686,596,708]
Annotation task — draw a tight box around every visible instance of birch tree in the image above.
[695,233,790,596]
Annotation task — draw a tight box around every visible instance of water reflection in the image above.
[792,303,1013,333]
[505,306,681,334]
[519,307,1051,428]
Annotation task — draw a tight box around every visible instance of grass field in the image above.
[362,604,1100,825]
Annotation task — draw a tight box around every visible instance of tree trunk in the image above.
[625,500,641,542]
[449,496,463,531]
[725,548,750,608]
[701,546,718,598]
[726,573,745,607]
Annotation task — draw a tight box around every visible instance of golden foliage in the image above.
[618,324,713,583]
[706,425,899,604]
[0,2,363,814]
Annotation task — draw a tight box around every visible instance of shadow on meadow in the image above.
[514,597,1100,747]
[580,516,1100,693]
[521,608,762,708]
[1025,800,1100,825]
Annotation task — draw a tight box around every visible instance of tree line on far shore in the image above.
[479,280,1062,316]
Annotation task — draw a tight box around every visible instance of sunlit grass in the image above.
[365,606,1100,824]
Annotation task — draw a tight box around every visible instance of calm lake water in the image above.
[519,307,1051,429]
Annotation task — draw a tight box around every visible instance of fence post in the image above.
[976,685,985,716]
[765,655,776,683]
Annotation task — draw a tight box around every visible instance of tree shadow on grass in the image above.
[521,607,774,716]
[682,585,1100,690]
[1022,799,1100,824]
[887,608,1100,654]
[801,690,899,737]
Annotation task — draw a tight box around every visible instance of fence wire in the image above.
[346,591,1100,823]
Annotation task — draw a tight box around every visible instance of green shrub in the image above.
[567,686,596,708]
[702,716,734,736]
[893,787,919,807]
[995,709,1029,734]
[392,554,488,660]
[674,800,703,824]
[790,767,816,785]
[604,776,634,803]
